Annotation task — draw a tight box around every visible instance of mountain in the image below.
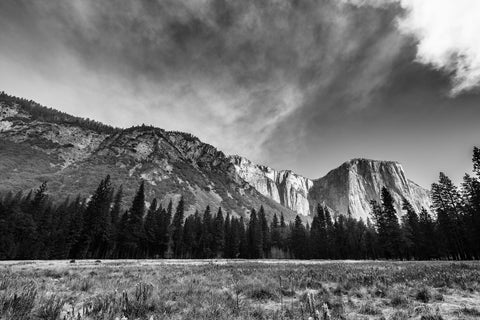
[0,92,431,221]
[229,157,431,220]
[0,92,297,221]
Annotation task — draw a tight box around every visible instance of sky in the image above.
[0,0,479,188]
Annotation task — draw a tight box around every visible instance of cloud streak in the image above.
[0,0,409,156]
[350,0,480,95]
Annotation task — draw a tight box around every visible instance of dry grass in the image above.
[0,260,479,320]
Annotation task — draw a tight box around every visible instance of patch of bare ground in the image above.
[0,260,478,319]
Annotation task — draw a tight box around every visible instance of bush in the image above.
[416,288,431,303]
[390,293,409,307]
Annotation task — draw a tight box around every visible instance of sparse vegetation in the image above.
[0,260,479,320]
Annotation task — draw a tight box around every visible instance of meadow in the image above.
[0,260,479,320]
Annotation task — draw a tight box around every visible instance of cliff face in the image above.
[230,156,313,216]
[230,157,432,220]
[310,159,432,220]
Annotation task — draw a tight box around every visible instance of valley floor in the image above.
[1,260,479,320]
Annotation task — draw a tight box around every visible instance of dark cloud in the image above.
[0,0,479,187]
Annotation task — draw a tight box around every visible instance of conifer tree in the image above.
[432,173,466,259]
[401,198,420,259]
[78,176,113,258]
[171,197,185,258]
[145,198,158,257]
[259,206,270,257]
[200,206,213,257]
[212,208,225,257]
[270,214,281,249]
[239,216,248,258]
[247,209,263,258]
[125,181,146,258]
[291,215,307,259]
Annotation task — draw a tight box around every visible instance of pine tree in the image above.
[259,206,270,257]
[381,187,403,258]
[224,212,232,258]
[418,208,438,259]
[159,201,173,257]
[247,209,263,258]
[200,206,213,258]
[124,181,146,258]
[370,188,403,259]
[432,173,467,259]
[291,215,307,259]
[145,198,158,258]
[239,216,248,258]
[171,197,185,258]
[182,215,195,258]
[77,176,114,258]
[270,214,281,249]
[110,186,123,242]
[401,198,420,259]
[212,208,225,257]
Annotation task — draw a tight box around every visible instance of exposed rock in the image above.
[230,155,313,216]
[230,157,432,220]
[310,159,432,220]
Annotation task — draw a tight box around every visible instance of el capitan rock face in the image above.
[310,159,432,220]
[229,157,432,220]
[0,92,431,221]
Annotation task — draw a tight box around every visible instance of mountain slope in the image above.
[0,93,297,220]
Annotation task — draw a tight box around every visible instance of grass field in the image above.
[1,260,479,320]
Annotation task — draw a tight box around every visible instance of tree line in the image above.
[0,91,118,134]
[0,148,479,260]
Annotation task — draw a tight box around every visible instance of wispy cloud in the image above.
[0,0,409,158]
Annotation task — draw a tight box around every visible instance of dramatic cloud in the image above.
[350,0,480,95]
[1,0,479,186]
[0,0,407,155]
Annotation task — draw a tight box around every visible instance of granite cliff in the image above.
[229,157,431,220]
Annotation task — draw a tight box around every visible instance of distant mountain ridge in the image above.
[0,92,431,221]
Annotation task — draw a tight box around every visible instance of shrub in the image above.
[416,288,431,303]
[461,307,480,316]
[390,293,409,307]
